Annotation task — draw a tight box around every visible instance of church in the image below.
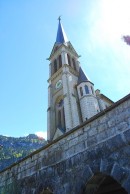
[0,19,130,194]
[47,18,113,141]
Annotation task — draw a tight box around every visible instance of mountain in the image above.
[0,134,47,171]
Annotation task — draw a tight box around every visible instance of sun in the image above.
[100,0,130,39]
[89,0,130,46]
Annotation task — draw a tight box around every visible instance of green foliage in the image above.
[0,134,46,171]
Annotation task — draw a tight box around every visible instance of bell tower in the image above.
[47,18,114,141]
[47,18,81,141]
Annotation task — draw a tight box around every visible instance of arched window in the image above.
[91,86,94,94]
[56,98,66,132]
[85,85,89,94]
[67,54,71,66]
[72,58,76,71]
[54,59,57,73]
[80,87,83,96]
[59,55,62,68]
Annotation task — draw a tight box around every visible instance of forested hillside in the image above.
[0,134,47,171]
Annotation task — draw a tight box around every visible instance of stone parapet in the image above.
[0,94,130,194]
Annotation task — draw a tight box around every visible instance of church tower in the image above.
[47,18,81,141]
[47,18,113,141]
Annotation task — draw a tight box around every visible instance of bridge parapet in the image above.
[0,94,130,194]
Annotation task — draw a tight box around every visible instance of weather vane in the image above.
[58,15,62,21]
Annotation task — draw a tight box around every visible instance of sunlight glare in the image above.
[35,131,47,140]
[99,0,130,41]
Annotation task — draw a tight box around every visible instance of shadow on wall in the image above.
[83,173,128,194]
[40,187,53,194]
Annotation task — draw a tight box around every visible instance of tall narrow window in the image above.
[67,54,71,66]
[59,55,62,68]
[91,86,94,94]
[62,107,66,131]
[80,87,83,96]
[58,110,61,127]
[72,58,76,71]
[54,59,57,73]
[56,99,66,132]
[85,85,89,94]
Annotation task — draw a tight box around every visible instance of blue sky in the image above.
[0,0,130,139]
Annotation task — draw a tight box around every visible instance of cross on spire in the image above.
[56,16,68,44]
[58,15,61,21]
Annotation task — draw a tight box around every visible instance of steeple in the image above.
[78,67,89,84]
[56,16,68,44]
[47,18,114,141]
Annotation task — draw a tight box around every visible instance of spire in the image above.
[56,16,68,44]
[78,67,90,84]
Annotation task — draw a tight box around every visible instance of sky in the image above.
[0,0,130,139]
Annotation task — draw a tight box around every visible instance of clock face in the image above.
[55,80,62,89]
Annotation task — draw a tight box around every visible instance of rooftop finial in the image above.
[56,16,68,44]
[58,15,62,21]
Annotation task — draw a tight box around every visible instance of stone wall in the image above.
[0,94,130,194]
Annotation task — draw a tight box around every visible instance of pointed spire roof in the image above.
[56,16,68,44]
[78,67,90,84]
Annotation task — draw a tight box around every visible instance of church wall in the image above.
[96,90,114,111]
[101,97,113,108]
[0,94,130,194]
[97,98,107,110]
[62,69,73,130]
[99,98,110,109]
[60,65,80,131]
[80,95,100,121]
[67,72,80,128]
[77,82,100,121]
